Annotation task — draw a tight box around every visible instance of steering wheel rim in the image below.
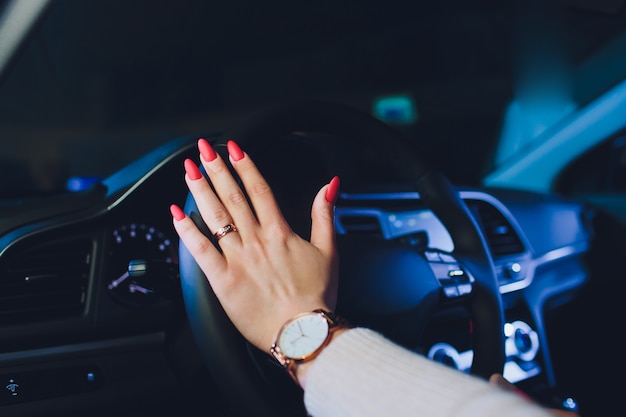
[179,100,505,417]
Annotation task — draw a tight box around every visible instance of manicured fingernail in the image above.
[227,140,244,161]
[198,138,217,162]
[170,204,186,221]
[514,388,533,401]
[184,158,202,180]
[325,176,340,203]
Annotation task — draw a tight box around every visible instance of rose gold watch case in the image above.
[270,309,349,381]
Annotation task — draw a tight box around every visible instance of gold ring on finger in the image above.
[213,224,238,241]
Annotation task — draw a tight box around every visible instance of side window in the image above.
[556,133,626,196]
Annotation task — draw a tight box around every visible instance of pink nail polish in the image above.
[514,388,533,402]
[325,176,340,203]
[227,140,244,161]
[170,204,186,221]
[198,138,217,162]
[184,158,202,181]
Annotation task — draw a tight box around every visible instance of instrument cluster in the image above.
[107,222,179,307]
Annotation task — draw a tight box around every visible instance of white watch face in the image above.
[278,313,330,359]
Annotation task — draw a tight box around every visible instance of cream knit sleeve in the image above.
[304,328,554,417]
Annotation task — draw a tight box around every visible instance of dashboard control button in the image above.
[439,253,457,263]
[443,285,460,298]
[504,321,539,362]
[504,262,522,279]
[0,366,101,405]
[427,343,462,370]
[448,269,465,278]
[433,350,457,368]
[457,283,472,295]
[2,377,24,403]
[428,321,542,384]
[424,251,441,262]
[514,329,533,353]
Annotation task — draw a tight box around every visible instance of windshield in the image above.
[1,0,625,198]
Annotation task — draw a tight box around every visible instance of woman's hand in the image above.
[170,138,340,353]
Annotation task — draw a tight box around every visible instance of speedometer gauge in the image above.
[107,223,179,307]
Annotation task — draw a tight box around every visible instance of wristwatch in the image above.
[270,309,350,382]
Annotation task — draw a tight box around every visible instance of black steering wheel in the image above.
[179,101,505,417]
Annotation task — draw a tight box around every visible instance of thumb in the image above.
[310,176,339,255]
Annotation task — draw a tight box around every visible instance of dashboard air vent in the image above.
[0,238,92,326]
[466,200,525,257]
[339,215,383,237]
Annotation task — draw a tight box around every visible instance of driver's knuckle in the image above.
[189,237,213,256]
[245,238,265,257]
[226,190,247,206]
[251,181,272,197]
[211,207,231,224]
[318,206,334,223]
[268,222,291,243]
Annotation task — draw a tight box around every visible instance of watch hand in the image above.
[108,271,130,289]
[290,335,303,345]
[128,283,153,294]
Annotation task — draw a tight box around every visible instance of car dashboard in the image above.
[334,189,590,387]
[0,135,592,416]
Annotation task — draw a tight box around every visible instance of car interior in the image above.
[0,0,625,416]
